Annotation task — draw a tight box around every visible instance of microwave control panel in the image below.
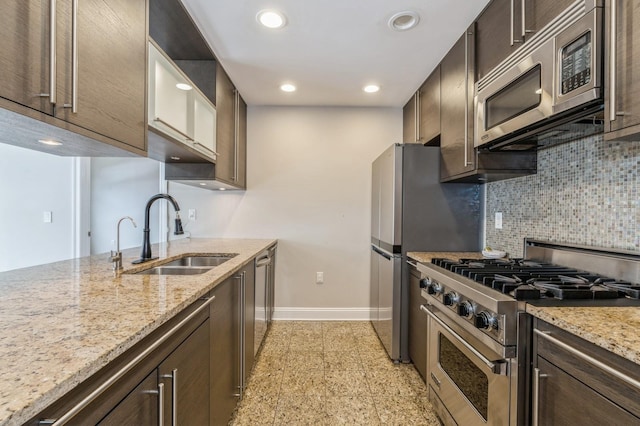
[561,31,592,94]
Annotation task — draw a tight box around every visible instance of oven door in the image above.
[426,306,512,426]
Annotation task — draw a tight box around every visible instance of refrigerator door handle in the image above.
[372,245,392,260]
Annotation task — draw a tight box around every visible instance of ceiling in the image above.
[181,0,490,107]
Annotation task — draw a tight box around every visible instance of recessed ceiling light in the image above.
[199,182,207,186]
[388,11,420,31]
[257,10,286,29]
[170,156,181,161]
[280,83,296,92]
[38,139,63,146]
[364,85,380,93]
[219,187,226,191]
[176,83,193,91]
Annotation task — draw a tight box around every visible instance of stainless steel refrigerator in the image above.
[370,144,481,361]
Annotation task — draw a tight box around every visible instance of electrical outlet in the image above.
[188,209,197,221]
[316,272,324,284]
[43,211,52,223]
[495,212,503,229]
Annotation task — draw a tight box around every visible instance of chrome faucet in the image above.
[133,194,184,264]
[109,216,137,271]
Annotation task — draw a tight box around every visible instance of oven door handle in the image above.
[421,305,507,376]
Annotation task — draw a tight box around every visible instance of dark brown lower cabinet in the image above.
[408,264,427,381]
[28,299,211,425]
[97,370,158,425]
[532,319,640,425]
[159,321,210,425]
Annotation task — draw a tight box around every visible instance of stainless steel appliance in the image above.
[254,245,276,355]
[475,0,604,151]
[418,239,640,425]
[370,144,481,361]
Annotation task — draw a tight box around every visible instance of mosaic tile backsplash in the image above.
[485,135,640,258]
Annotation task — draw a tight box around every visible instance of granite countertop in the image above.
[526,305,640,364]
[0,238,276,426]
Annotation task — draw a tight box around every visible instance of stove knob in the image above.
[427,281,442,295]
[419,277,431,289]
[443,292,459,306]
[474,311,496,330]
[458,301,474,318]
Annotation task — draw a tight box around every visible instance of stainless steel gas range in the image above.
[417,239,640,426]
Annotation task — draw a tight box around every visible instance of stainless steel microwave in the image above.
[475,0,603,151]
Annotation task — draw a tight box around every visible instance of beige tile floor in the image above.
[230,321,441,426]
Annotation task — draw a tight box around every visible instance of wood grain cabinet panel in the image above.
[215,64,237,185]
[403,66,440,145]
[475,0,521,80]
[0,1,55,115]
[402,93,418,143]
[215,63,247,189]
[605,0,640,140]
[440,27,476,180]
[522,0,575,40]
[54,0,147,151]
[97,371,159,426]
[532,319,640,424]
[0,0,147,152]
[408,266,427,381]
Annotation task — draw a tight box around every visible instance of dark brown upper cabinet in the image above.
[475,0,522,80]
[605,0,640,141]
[403,66,440,145]
[440,27,477,180]
[0,0,147,153]
[215,64,247,189]
[521,0,576,41]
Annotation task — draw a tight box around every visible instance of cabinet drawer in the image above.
[534,319,640,419]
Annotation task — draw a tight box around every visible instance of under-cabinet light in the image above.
[176,83,193,91]
[38,139,63,146]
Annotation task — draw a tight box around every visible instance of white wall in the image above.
[90,157,163,255]
[0,144,75,271]
[169,106,401,318]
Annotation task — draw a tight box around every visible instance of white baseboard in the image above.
[273,307,373,321]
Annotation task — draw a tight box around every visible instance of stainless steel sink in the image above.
[133,254,237,275]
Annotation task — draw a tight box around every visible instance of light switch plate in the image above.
[43,211,52,223]
[495,212,503,229]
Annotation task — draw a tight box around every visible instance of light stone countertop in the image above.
[526,305,640,364]
[0,238,276,426]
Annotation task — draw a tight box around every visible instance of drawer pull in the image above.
[534,329,640,391]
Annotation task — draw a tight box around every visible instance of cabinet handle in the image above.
[521,0,534,37]
[510,0,523,45]
[531,367,547,426]
[193,142,219,157]
[406,260,418,268]
[232,90,239,182]
[161,368,178,425]
[234,272,246,399]
[534,329,640,391]
[158,382,165,426]
[46,297,214,425]
[609,0,617,122]
[39,0,57,103]
[63,0,78,113]
[415,91,420,142]
[464,31,472,167]
[154,118,194,142]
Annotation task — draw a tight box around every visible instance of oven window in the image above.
[439,334,489,420]
[485,65,542,130]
